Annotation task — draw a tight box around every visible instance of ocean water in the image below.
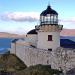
[0,36,75,54]
[0,38,12,54]
[60,36,75,42]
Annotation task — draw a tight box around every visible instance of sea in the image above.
[0,36,75,54]
[0,38,13,54]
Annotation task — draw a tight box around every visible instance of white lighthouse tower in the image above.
[36,5,63,51]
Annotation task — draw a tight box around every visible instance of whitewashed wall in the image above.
[26,34,37,47]
[37,32,60,51]
[10,43,16,54]
[11,43,58,69]
[10,42,75,72]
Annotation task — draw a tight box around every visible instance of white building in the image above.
[10,5,75,74]
[10,4,63,68]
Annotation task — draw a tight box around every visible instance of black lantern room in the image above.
[40,5,58,25]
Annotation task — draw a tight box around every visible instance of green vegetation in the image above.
[0,53,27,72]
[0,53,62,75]
[16,64,62,75]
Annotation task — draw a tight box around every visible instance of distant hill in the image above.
[0,29,75,38]
[0,32,25,38]
[60,29,75,36]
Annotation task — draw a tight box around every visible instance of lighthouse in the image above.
[36,5,63,51]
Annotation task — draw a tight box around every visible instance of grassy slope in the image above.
[16,64,62,75]
[0,54,27,72]
[0,54,62,75]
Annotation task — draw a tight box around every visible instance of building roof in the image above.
[27,29,37,34]
[12,38,25,43]
[40,5,58,16]
[12,39,19,43]
[60,39,75,48]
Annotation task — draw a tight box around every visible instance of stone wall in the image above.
[10,43,75,73]
[10,43,59,69]
[55,47,75,72]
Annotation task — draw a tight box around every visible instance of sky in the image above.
[0,0,75,34]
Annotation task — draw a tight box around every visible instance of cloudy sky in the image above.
[0,0,75,34]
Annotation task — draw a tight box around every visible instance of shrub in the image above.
[16,64,62,75]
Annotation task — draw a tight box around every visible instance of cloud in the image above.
[59,18,75,29]
[59,18,75,24]
[0,12,39,22]
[1,12,75,25]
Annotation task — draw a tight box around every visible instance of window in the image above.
[48,35,52,41]
[50,15,53,24]
[48,49,52,51]
[47,60,49,64]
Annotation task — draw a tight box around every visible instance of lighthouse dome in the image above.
[40,5,58,16]
[40,5,58,25]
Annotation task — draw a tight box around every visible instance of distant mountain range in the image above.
[60,29,75,36]
[0,29,75,38]
[0,32,25,38]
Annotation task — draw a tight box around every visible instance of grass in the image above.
[16,64,62,75]
[0,53,62,75]
[0,53,27,72]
